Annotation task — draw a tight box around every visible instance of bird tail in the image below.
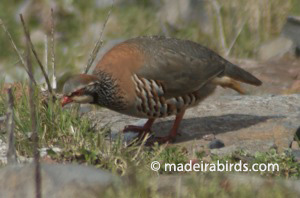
[224,63,262,86]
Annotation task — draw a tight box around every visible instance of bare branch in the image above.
[44,35,48,75]
[6,88,17,165]
[41,34,48,92]
[0,18,37,85]
[84,0,114,74]
[26,35,42,198]
[20,14,55,99]
[50,8,57,90]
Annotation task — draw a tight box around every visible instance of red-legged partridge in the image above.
[62,36,262,143]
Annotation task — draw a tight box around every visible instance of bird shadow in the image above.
[152,114,283,143]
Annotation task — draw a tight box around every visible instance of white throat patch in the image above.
[72,95,94,104]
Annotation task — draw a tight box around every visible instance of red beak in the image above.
[61,96,73,107]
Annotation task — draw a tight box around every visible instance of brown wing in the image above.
[128,36,226,98]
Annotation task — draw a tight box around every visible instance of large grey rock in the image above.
[94,0,117,8]
[258,16,300,60]
[258,37,294,60]
[159,0,213,33]
[282,16,300,48]
[86,94,300,155]
[0,163,118,198]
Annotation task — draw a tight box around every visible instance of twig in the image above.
[211,0,227,54]
[41,34,48,92]
[0,18,37,85]
[50,8,57,90]
[26,35,42,198]
[20,14,55,99]
[44,34,48,76]
[6,88,17,164]
[84,0,114,74]
[225,18,247,57]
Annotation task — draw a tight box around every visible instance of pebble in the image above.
[208,139,225,149]
[0,116,6,123]
[291,141,300,150]
[292,150,300,162]
[203,134,216,141]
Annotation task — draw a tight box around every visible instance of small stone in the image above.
[208,139,225,149]
[291,141,300,150]
[203,134,215,141]
[26,132,33,139]
[292,150,300,162]
[296,128,300,140]
[0,116,6,123]
[202,155,212,163]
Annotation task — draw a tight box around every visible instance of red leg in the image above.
[155,110,185,144]
[123,118,155,134]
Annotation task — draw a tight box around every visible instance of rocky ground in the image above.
[84,55,300,154]
[0,0,300,196]
[0,56,300,197]
[86,91,300,156]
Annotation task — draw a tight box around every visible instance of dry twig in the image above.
[50,8,57,90]
[41,34,48,92]
[211,0,227,54]
[20,14,54,99]
[0,18,37,85]
[26,35,42,198]
[225,18,248,57]
[84,0,114,74]
[6,88,17,164]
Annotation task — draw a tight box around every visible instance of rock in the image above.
[94,0,116,8]
[292,150,300,162]
[230,58,300,96]
[208,139,225,149]
[289,80,300,94]
[296,128,300,140]
[258,16,300,61]
[0,163,119,198]
[282,16,300,49]
[39,147,62,158]
[0,115,6,134]
[86,94,300,155]
[258,37,293,61]
[0,116,6,122]
[203,134,215,141]
[291,141,300,150]
[0,139,7,165]
[159,0,213,33]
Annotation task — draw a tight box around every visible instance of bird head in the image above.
[61,74,99,107]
